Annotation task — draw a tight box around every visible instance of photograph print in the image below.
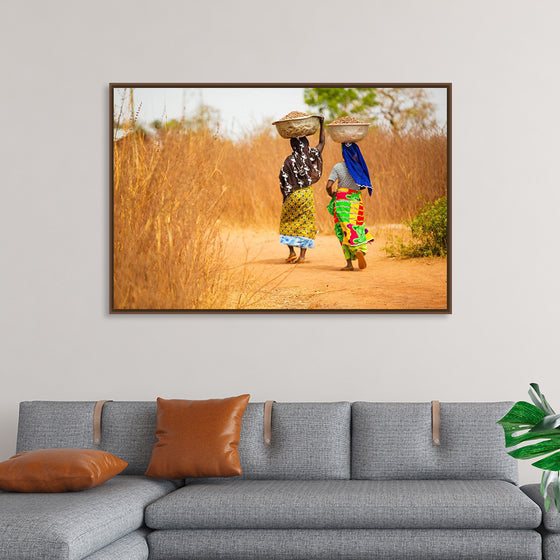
[111,84,450,312]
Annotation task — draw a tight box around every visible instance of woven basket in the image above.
[272,115,320,139]
[327,123,370,143]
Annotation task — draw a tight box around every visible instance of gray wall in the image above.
[1,0,559,485]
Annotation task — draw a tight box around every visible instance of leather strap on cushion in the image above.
[263,400,275,446]
[93,400,112,445]
[432,400,440,446]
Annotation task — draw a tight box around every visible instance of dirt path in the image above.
[223,228,448,311]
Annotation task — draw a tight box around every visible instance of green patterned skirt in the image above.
[327,188,374,260]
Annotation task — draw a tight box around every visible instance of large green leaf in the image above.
[509,439,560,462]
[505,429,560,448]
[498,384,560,512]
[497,401,548,447]
[509,439,560,460]
[530,414,560,432]
[497,401,545,427]
[532,451,560,471]
[498,398,560,465]
[497,401,560,450]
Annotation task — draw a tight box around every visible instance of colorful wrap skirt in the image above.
[279,186,316,249]
[327,188,374,260]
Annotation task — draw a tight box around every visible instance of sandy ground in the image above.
[223,228,448,311]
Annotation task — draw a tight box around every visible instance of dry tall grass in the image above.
[113,124,447,310]
[113,130,234,310]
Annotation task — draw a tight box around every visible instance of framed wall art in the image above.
[110,83,451,313]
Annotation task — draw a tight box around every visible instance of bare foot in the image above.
[356,251,367,270]
[340,265,355,271]
[295,257,306,264]
[285,254,297,263]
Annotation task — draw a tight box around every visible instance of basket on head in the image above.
[272,111,321,139]
[327,116,370,143]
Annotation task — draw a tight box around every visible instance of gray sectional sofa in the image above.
[0,400,557,559]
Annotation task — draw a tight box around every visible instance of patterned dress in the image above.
[279,187,316,248]
[278,137,322,249]
[327,162,374,260]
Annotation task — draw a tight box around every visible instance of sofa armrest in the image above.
[522,484,560,534]
[522,485,560,559]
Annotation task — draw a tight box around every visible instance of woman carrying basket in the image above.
[278,117,325,264]
[326,142,374,271]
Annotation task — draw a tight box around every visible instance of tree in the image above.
[375,88,436,132]
[304,87,436,132]
[303,88,379,121]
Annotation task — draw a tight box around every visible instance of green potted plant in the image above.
[498,383,560,512]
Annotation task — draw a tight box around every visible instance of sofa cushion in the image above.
[145,479,541,530]
[352,402,518,483]
[145,395,250,479]
[147,529,541,560]
[522,483,560,533]
[98,402,158,475]
[544,533,560,560]
[16,401,158,476]
[238,402,351,479]
[82,529,149,560]
[0,475,178,560]
[17,401,97,452]
[0,448,127,492]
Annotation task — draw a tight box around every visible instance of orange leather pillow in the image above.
[145,394,250,479]
[0,448,128,492]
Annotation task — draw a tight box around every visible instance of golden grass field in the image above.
[112,125,447,310]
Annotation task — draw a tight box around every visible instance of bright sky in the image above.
[113,87,448,138]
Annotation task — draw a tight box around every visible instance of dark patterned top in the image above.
[279,137,323,202]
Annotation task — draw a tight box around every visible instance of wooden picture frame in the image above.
[110,83,451,313]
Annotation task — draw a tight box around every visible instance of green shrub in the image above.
[384,197,448,258]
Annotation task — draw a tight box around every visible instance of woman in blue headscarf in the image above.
[326,142,374,271]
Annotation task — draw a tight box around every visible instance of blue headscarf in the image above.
[342,143,372,196]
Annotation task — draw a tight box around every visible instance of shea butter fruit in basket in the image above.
[272,111,321,139]
[327,116,371,143]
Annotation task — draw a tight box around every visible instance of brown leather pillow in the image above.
[145,394,250,479]
[0,448,128,492]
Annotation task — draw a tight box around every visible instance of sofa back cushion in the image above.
[238,402,351,480]
[17,401,96,450]
[17,401,351,479]
[351,402,518,484]
[17,401,158,475]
